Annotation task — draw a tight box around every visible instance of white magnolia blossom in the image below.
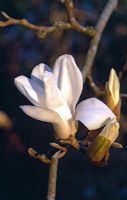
[14,54,116,140]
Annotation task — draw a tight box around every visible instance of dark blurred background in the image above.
[0,0,127,200]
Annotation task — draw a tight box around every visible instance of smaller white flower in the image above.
[14,54,117,141]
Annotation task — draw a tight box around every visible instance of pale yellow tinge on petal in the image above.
[106,68,120,110]
[99,118,119,144]
[52,118,78,140]
[53,122,72,140]
[86,135,111,163]
[86,118,119,163]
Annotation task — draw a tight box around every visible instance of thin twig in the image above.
[121,93,127,99]
[47,151,60,200]
[118,55,127,80]
[0,9,95,38]
[86,75,127,99]
[28,148,52,164]
[82,0,118,82]
[64,0,96,37]
[28,148,62,200]
[0,12,71,38]
[87,75,105,96]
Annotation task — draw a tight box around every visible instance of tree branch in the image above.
[121,93,127,99]
[118,55,127,80]
[87,75,105,96]
[63,0,96,37]
[47,152,59,200]
[82,0,118,81]
[28,148,62,200]
[0,7,95,38]
[0,12,72,38]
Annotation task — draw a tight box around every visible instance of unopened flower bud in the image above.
[105,68,120,119]
[86,118,119,164]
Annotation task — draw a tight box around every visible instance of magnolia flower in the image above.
[14,54,117,144]
[86,68,121,165]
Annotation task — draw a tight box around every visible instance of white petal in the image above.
[20,105,72,139]
[76,98,116,130]
[43,71,72,121]
[31,63,52,87]
[53,54,83,114]
[20,105,60,123]
[14,76,46,107]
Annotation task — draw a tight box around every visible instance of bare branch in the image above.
[118,55,127,80]
[86,76,127,99]
[28,148,52,164]
[87,75,105,96]
[0,8,95,38]
[64,0,75,22]
[121,93,127,99]
[0,12,71,38]
[82,0,118,81]
[47,152,59,200]
[1,11,10,19]
[64,0,96,37]
[28,147,63,200]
